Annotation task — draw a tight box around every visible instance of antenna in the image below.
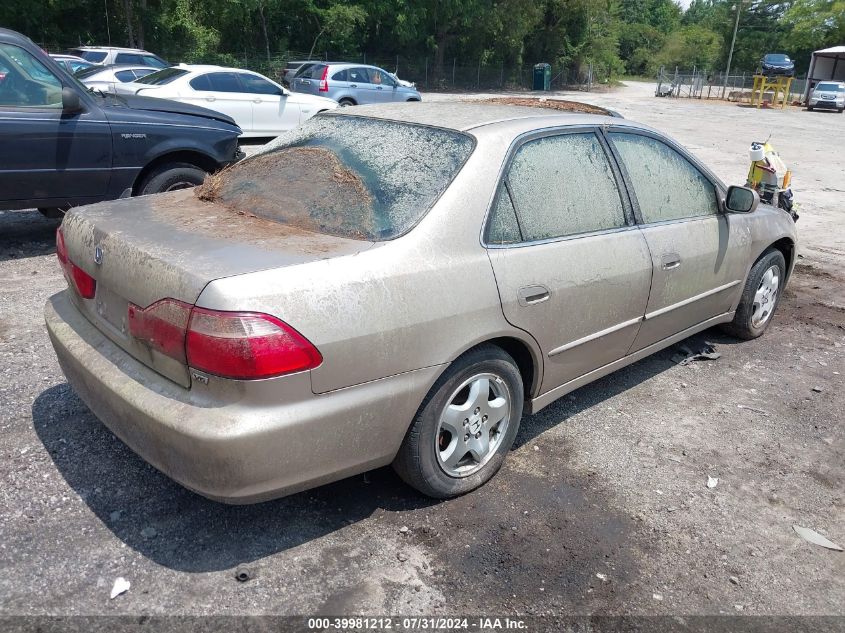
[105,0,112,47]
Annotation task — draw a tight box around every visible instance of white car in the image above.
[116,65,339,137]
[77,64,158,93]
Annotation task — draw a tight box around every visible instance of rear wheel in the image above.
[393,345,524,498]
[338,98,355,107]
[807,106,814,111]
[138,163,207,196]
[721,249,786,340]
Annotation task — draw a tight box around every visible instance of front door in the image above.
[0,43,111,203]
[236,72,300,135]
[486,130,653,394]
[606,131,751,351]
[189,72,253,133]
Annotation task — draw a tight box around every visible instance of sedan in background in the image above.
[50,54,99,74]
[76,64,157,93]
[116,65,338,137]
[759,53,795,77]
[291,62,421,106]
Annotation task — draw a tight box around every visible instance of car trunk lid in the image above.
[59,189,373,387]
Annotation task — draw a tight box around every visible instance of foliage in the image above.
[1,0,841,79]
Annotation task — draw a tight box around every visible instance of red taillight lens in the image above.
[127,298,192,363]
[56,228,96,299]
[319,65,329,92]
[186,308,322,380]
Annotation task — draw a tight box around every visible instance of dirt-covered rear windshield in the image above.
[195,115,474,241]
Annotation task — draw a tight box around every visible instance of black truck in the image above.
[0,28,242,218]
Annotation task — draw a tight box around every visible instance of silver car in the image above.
[76,64,157,93]
[291,62,421,106]
[45,103,796,503]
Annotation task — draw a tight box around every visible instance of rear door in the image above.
[606,130,751,351]
[486,129,652,394]
[236,72,300,135]
[187,72,253,132]
[0,42,111,203]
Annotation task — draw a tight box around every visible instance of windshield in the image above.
[816,82,844,92]
[135,67,188,85]
[194,115,475,241]
[764,54,790,63]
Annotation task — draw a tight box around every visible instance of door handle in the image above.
[350,84,357,88]
[253,98,262,103]
[376,86,383,90]
[205,97,216,102]
[661,253,682,270]
[518,285,550,306]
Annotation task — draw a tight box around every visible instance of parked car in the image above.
[281,59,311,87]
[0,28,242,217]
[291,62,421,106]
[45,102,797,503]
[114,64,338,137]
[50,54,99,74]
[807,81,845,112]
[66,46,168,69]
[76,64,157,93]
[759,53,795,77]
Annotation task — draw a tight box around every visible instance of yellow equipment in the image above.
[750,74,794,109]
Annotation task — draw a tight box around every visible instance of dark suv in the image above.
[0,28,242,218]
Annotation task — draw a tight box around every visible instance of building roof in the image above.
[814,46,845,55]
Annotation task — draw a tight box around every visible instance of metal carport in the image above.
[803,45,845,103]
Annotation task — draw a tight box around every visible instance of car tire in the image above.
[38,207,65,219]
[393,344,524,499]
[138,163,207,196]
[721,249,786,340]
[807,106,814,111]
[338,98,355,107]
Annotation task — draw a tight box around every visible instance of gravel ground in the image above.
[0,83,843,624]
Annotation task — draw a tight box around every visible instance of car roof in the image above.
[72,46,156,53]
[330,101,644,133]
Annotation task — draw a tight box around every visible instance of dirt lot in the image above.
[0,82,843,626]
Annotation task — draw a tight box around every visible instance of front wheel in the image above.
[721,249,786,340]
[393,345,524,498]
[38,207,65,219]
[138,163,207,196]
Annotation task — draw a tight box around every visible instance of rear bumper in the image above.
[45,291,442,503]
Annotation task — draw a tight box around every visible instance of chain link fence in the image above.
[206,51,604,92]
[655,66,807,104]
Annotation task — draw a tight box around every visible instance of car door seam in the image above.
[644,279,742,320]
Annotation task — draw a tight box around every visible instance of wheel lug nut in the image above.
[475,432,481,439]
[464,433,470,441]
[474,407,480,414]
[464,419,469,426]
[482,415,488,422]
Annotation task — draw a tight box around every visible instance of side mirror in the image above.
[724,185,759,213]
[61,86,82,113]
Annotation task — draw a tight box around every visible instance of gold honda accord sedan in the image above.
[45,102,797,503]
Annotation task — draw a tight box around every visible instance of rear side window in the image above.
[492,132,626,243]
[609,133,718,223]
[331,69,348,81]
[486,186,522,245]
[194,116,475,241]
[114,69,136,82]
[79,51,107,63]
[206,72,242,92]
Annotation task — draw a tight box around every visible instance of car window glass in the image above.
[80,51,107,63]
[304,64,326,79]
[189,74,212,91]
[237,73,279,95]
[136,67,188,85]
[505,132,626,241]
[114,69,136,82]
[141,55,167,68]
[375,70,394,86]
[294,63,316,78]
[486,186,522,245]
[0,43,63,108]
[206,72,243,93]
[609,133,718,223]
[115,53,142,65]
[134,68,156,79]
[331,69,347,81]
[348,67,371,83]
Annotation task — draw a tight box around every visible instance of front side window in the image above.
[489,132,627,243]
[238,73,280,95]
[0,43,63,107]
[609,132,718,223]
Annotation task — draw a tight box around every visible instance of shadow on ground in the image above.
[0,209,60,263]
[32,330,723,575]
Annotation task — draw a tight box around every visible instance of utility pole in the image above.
[722,1,742,98]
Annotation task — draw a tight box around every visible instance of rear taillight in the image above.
[187,308,322,380]
[56,228,96,299]
[126,299,322,380]
[319,65,329,92]
[127,298,192,363]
